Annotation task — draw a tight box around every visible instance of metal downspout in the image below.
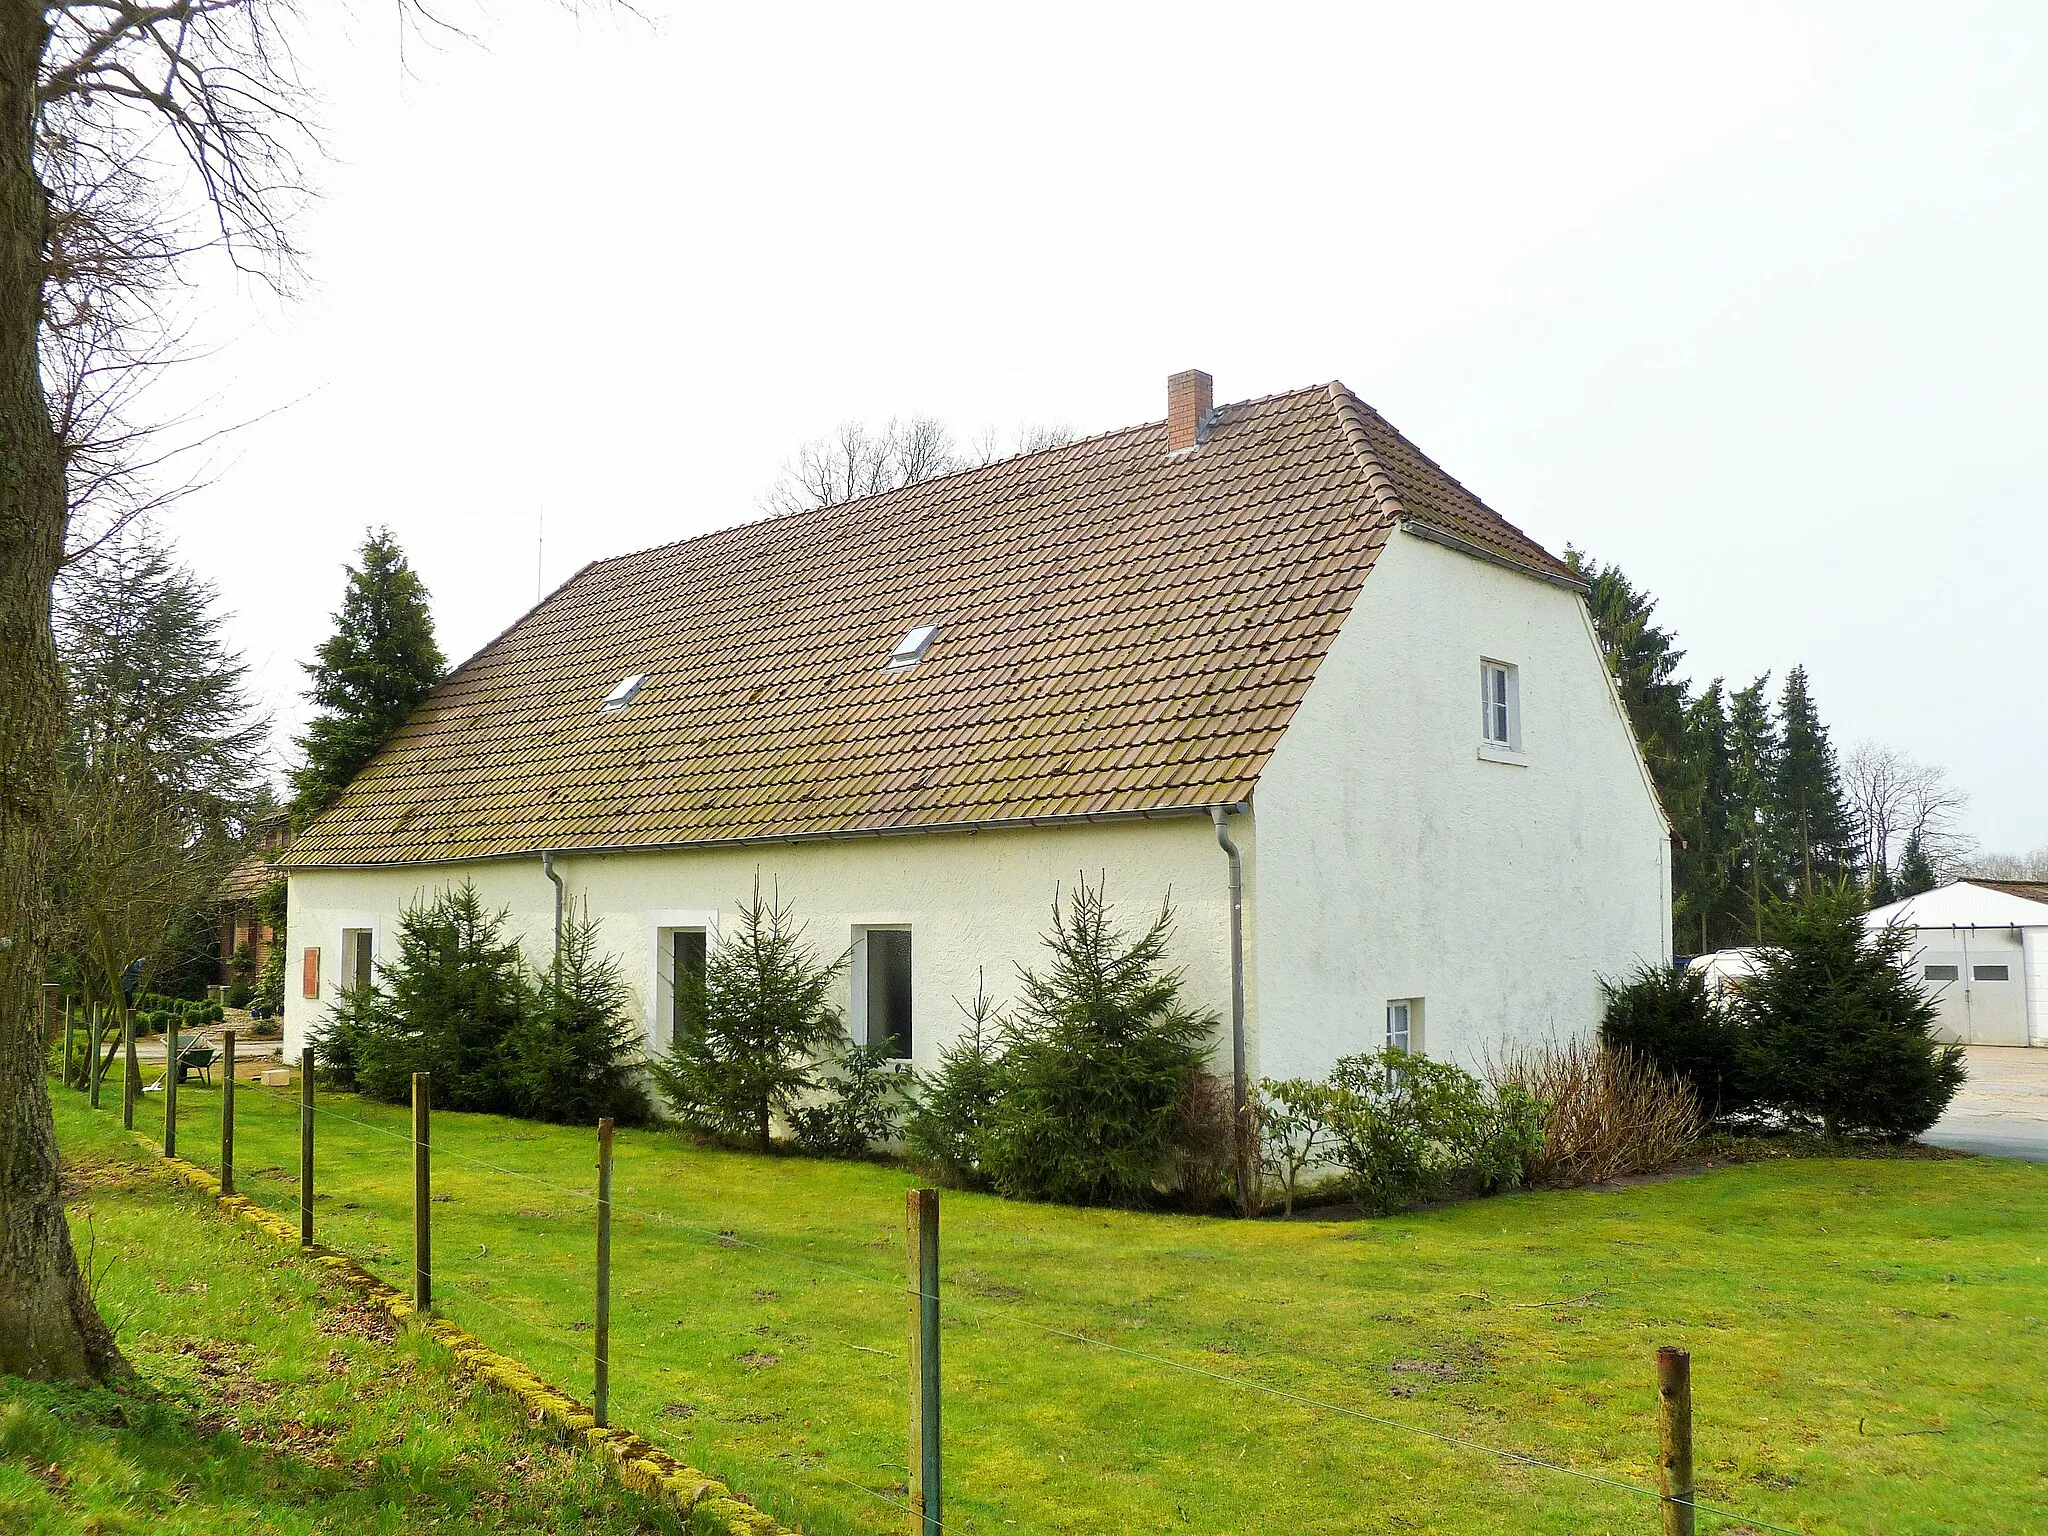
[1211,806,1250,1214]
[541,852,565,960]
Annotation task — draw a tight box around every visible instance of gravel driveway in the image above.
[1924,1046,2048,1162]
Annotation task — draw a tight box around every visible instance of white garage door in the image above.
[1915,929,2028,1045]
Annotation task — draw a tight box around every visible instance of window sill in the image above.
[1477,743,1528,767]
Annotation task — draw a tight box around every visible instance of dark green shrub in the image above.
[1320,1049,1538,1215]
[1737,887,1966,1139]
[905,978,1006,1186]
[789,1040,914,1156]
[342,882,531,1111]
[1321,1049,1472,1214]
[505,904,651,1126]
[309,983,375,1089]
[978,881,1215,1207]
[649,879,845,1150]
[205,1001,224,1023]
[1600,962,1750,1116]
[225,983,254,1010]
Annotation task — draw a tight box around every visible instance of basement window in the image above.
[601,673,647,712]
[885,625,938,671]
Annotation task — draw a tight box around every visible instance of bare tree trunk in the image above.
[0,6,124,1384]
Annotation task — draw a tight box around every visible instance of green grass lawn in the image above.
[12,1098,689,1535]
[52,1070,2048,1536]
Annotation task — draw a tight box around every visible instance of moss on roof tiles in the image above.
[283,383,1571,867]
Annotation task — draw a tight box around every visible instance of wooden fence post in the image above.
[121,1007,136,1131]
[62,999,75,1090]
[164,1015,178,1157]
[124,1005,139,1122]
[412,1072,431,1311]
[88,1004,102,1108]
[220,1029,236,1197]
[1657,1346,1695,1536]
[595,1117,613,1428]
[300,1047,315,1246]
[906,1188,941,1536]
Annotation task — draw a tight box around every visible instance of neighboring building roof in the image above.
[1969,879,2048,908]
[1867,879,2048,931]
[216,853,280,903]
[283,382,1581,869]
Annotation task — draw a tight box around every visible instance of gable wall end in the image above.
[1250,530,1671,1078]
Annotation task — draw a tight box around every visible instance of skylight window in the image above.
[885,625,939,671]
[601,673,647,711]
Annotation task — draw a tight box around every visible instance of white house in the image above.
[1866,880,2048,1046]
[278,371,1672,1095]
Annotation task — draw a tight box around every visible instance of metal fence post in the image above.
[595,1116,613,1428]
[1657,1346,1695,1536]
[300,1047,315,1246]
[164,1015,178,1157]
[122,1007,136,1131]
[907,1188,941,1536]
[412,1072,432,1311]
[220,1028,237,1197]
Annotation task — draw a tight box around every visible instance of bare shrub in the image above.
[1488,1040,1700,1187]
[1170,1073,1240,1212]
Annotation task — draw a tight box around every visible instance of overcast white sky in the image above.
[150,2,2044,854]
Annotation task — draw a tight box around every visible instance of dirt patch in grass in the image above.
[59,1149,151,1198]
[317,1301,397,1343]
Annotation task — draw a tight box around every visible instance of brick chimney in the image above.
[1166,369,1214,451]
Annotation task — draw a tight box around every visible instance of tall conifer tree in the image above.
[1727,677,1783,942]
[291,530,446,823]
[1676,681,1740,952]
[1773,666,1859,896]
[1896,833,1939,897]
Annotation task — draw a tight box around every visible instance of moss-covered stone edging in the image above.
[145,1145,786,1535]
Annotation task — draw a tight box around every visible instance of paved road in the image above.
[1924,1046,2048,1162]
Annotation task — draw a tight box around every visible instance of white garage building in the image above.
[1868,880,2048,1046]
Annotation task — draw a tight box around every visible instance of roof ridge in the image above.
[590,383,1347,574]
[1324,381,1411,522]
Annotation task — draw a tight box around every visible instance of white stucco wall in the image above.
[284,816,1240,1074]
[1250,530,1671,1079]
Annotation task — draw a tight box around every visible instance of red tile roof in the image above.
[282,383,1579,868]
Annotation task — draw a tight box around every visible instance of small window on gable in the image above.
[1480,660,1518,750]
[601,673,647,712]
[1923,965,1959,982]
[1974,964,2010,982]
[886,625,938,671]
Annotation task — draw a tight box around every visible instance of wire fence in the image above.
[58,1051,1831,1536]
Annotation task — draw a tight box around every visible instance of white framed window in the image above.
[1974,965,2010,982]
[648,910,719,1053]
[1386,998,1422,1054]
[1479,659,1522,755]
[853,926,914,1060]
[339,925,377,995]
[1924,964,1959,982]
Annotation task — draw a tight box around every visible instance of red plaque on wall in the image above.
[302,947,321,1000]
